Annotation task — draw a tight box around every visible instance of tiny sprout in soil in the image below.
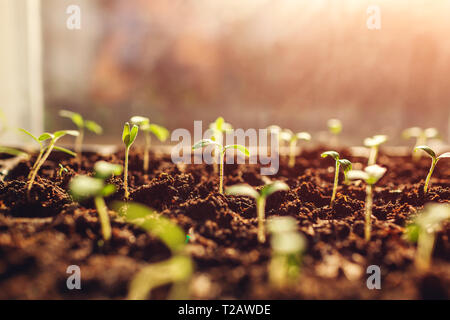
[60,110,103,158]
[404,203,450,271]
[130,116,169,172]
[321,151,352,207]
[327,118,342,146]
[403,127,439,161]
[192,139,249,194]
[226,181,289,243]
[69,161,123,241]
[113,202,193,300]
[364,135,388,165]
[414,145,450,193]
[122,122,139,200]
[279,129,311,168]
[347,164,387,241]
[267,217,306,288]
[20,129,79,196]
[57,163,68,177]
[209,117,233,173]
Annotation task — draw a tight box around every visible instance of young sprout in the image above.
[59,110,103,159]
[58,163,68,177]
[122,122,139,200]
[226,181,289,243]
[209,117,233,173]
[279,129,311,168]
[267,217,306,288]
[347,165,387,241]
[320,151,352,207]
[414,146,450,193]
[192,139,249,194]
[364,135,388,165]
[130,116,169,172]
[404,203,450,271]
[403,127,439,162]
[113,202,193,300]
[69,161,123,241]
[20,129,79,195]
[327,118,342,146]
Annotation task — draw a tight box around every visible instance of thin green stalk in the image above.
[28,142,55,196]
[288,140,296,168]
[144,132,150,172]
[124,147,130,200]
[415,230,434,271]
[28,148,44,179]
[219,151,224,194]
[75,127,84,161]
[330,161,340,207]
[365,184,373,241]
[94,196,111,241]
[368,147,378,165]
[257,197,266,243]
[424,158,438,193]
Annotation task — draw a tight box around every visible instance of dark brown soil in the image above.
[0,147,448,300]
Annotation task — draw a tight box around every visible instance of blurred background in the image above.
[1,0,450,146]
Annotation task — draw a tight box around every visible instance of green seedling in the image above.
[130,116,169,172]
[414,146,450,193]
[209,117,233,174]
[320,151,352,207]
[20,129,79,195]
[347,164,387,241]
[58,163,68,177]
[122,122,139,200]
[267,217,306,288]
[404,203,450,271]
[364,135,388,165]
[279,129,311,168]
[192,139,249,194]
[226,181,289,243]
[403,127,439,162]
[113,202,193,300]
[60,110,103,158]
[69,161,123,241]
[327,118,342,146]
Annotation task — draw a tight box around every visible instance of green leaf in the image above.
[424,128,439,139]
[321,151,340,161]
[19,128,41,145]
[60,110,84,128]
[53,146,77,157]
[69,176,104,200]
[224,144,250,157]
[53,130,79,140]
[123,123,139,147]
[38,133,54,142]
[101,184,117,197]
[364,165,387,184]
[85,120,103,135]
[437,152,450,160]
[260,181,289,198]
[404,223,420,243]
[402,127,422,139]
[364,135,388,147]
[327,119,342,135]
[279,129,293,141]
[346,170,369,182]
[192,139,221,150]
[267,216,298,234]
[225,184,259,199]
[414,145,436,159]
[94,161,123,179]
[296,132,311,141]
[339,159,352,173]
[0,147,28,157]
[130,116,150,126]
[114,202,186,253]
[149,124,169,142]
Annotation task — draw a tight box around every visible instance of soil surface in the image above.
[0,147,448,299]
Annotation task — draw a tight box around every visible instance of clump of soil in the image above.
[0,147,448,299]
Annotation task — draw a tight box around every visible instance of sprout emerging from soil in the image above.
[321,151,352,207]
[403,127,439,162]
[414,146,450,193]
[226,181,289,243]
[59,110,103,158]
[58,163,68,177]
[192,139,249,194]
[130,116,169,172]
[347,165,387,241]
[209,117,233,173]
[267,216,306,287]
[327,118,342,146]
[279,129,311,168]
[364,135,388,165]
[70,161,122,241]
[113,202,193,300]
[122,122,139,200]
[20,129,79,196]
[404,203,450,271]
